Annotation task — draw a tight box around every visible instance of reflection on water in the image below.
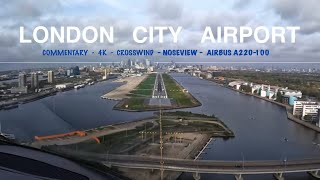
[171,73,320,160]
[1,73,320,179]
[0,79,152,142]
[170,73,320,180]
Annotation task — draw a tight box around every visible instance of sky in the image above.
[0,0,319,64]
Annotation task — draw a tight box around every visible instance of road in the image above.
[59,152,320,176]
[104,155,320,174]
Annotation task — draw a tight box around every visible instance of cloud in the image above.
[0,0,319,63]
[233,0,253,10]
[270,0,320,34]
[0,0,61,20]
[147,0,183,20]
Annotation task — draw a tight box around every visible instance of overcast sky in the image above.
[0,0,319,64]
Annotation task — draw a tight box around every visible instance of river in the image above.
[0,73,319,179]
[0,79,153,142]
[171,73,320,180]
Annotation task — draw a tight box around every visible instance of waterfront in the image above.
[1,73,320,179]
[0,79,153,142]
[171,73,320,180]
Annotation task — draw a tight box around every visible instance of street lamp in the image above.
[283,156,287,173]
[241,152,245,171]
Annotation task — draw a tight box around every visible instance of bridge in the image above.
[64,151,320,180]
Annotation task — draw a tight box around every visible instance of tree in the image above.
[276,91,283,102]
[240,85,251,93]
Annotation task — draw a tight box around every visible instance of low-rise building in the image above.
[206,73,212,79]
[280,89,302,98]
[282,95,290,105]
[10,86,28,94]
[55,83,73,90]
[282,95,298,106]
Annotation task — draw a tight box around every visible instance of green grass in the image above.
[127,94,147,98]
[158,119,225,132]
[161,111,216,118]
[123,98,146,110]
[56,122,155,154]
[116,73,200,111]
[129,89,153,96]
[162,74,195,107]
[129,74,156,97]
[97,122,155,152]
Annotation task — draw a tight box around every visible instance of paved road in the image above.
[63,152,320,175]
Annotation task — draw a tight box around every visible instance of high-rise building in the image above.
[73,66,80,75]
[18,73,26,87]
[48,71,54,83]
[31,72,39,89]
[145,59,151,67]
[127,59,133,68]
[103,69,109,80]
[66,69,71,76]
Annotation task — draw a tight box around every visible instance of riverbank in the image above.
[101,75,147,100]
[0,90,57,110]
[163,73,202,108]
[119,133,211,180]
[224,85,320,133]
[116,112,233,180]
[0,76,117,111]
[113,73,202,112]
[30,116,155,148]
[37,111,233,180]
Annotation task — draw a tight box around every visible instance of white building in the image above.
[102,69,109,80]
[260,84,267,97]
[293,100,320,121]
[260,90,267,97]
[258,84,277,99]
[148,66,154,72]
[280,89,302,98]
[228,81,249,90]
[228,81,247,87]
[206,73,212,79]
[251,84,261,94]
[55,83,73,90]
